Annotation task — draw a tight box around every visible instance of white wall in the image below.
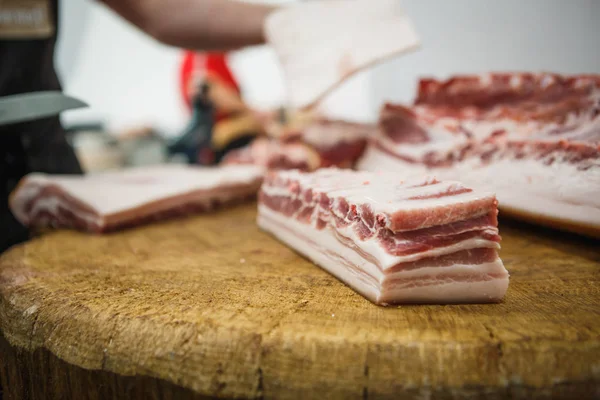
[56,0,600,133]
[370,0,600,113]
[56,1,187,134]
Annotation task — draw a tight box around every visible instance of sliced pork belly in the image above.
[10,164,264,233]
[257,168,509,305]
[222,119,372,171]
[221,137,322,171]
[358,72,600,238]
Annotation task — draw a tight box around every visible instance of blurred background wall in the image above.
[56,0,600,135]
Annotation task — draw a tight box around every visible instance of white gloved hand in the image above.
[265,0,420,110]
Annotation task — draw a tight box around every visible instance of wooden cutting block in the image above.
[0,203,598,399]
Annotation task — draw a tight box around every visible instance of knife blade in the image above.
[0,91,88,126]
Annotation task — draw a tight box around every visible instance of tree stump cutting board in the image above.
[0,203,598,399]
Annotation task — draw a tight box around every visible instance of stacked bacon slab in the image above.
[358,72,600,238]
[10,165,264,233]
[258,168,509,305]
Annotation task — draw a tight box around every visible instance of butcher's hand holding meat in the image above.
[258,168,509,306]
[265,0,420,109]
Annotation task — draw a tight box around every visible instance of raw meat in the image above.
[10,164,264,233]
[222,119,373,171]
[257,168,509,305]
[221,137,322,171]
[358,72,600,238]
[265,0,420,109]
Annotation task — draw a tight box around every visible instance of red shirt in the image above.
[179,51,241,114]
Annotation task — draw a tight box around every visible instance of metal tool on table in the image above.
[167,82,216,164]
[0,91,88,126]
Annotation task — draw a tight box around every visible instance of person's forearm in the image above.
[98,0,277,50]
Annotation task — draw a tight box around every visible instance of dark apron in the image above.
[0,0,82,253]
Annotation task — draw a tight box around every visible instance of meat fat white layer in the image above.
[262,168,497,232]
[357,146,600,230]
[11,164,265,231]
[258,206,509,305]
[12,164,264,217]
[299,122,372,149]
[23,185,254,231]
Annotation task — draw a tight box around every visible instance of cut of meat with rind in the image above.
[415,73,600,118]
[222,138,322,171]
[221,119,372,171]
[10,164,264,233]
[11,165,264,233]
[257,168,509,305]
[358,72,600,238]
[260,168,498,233]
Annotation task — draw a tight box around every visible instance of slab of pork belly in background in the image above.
[10,164,264,233]
[357,72,600,238]
[257,168,509,305]
[222,118,373,171]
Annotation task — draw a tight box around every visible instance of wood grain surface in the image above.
[0,203,598,399]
